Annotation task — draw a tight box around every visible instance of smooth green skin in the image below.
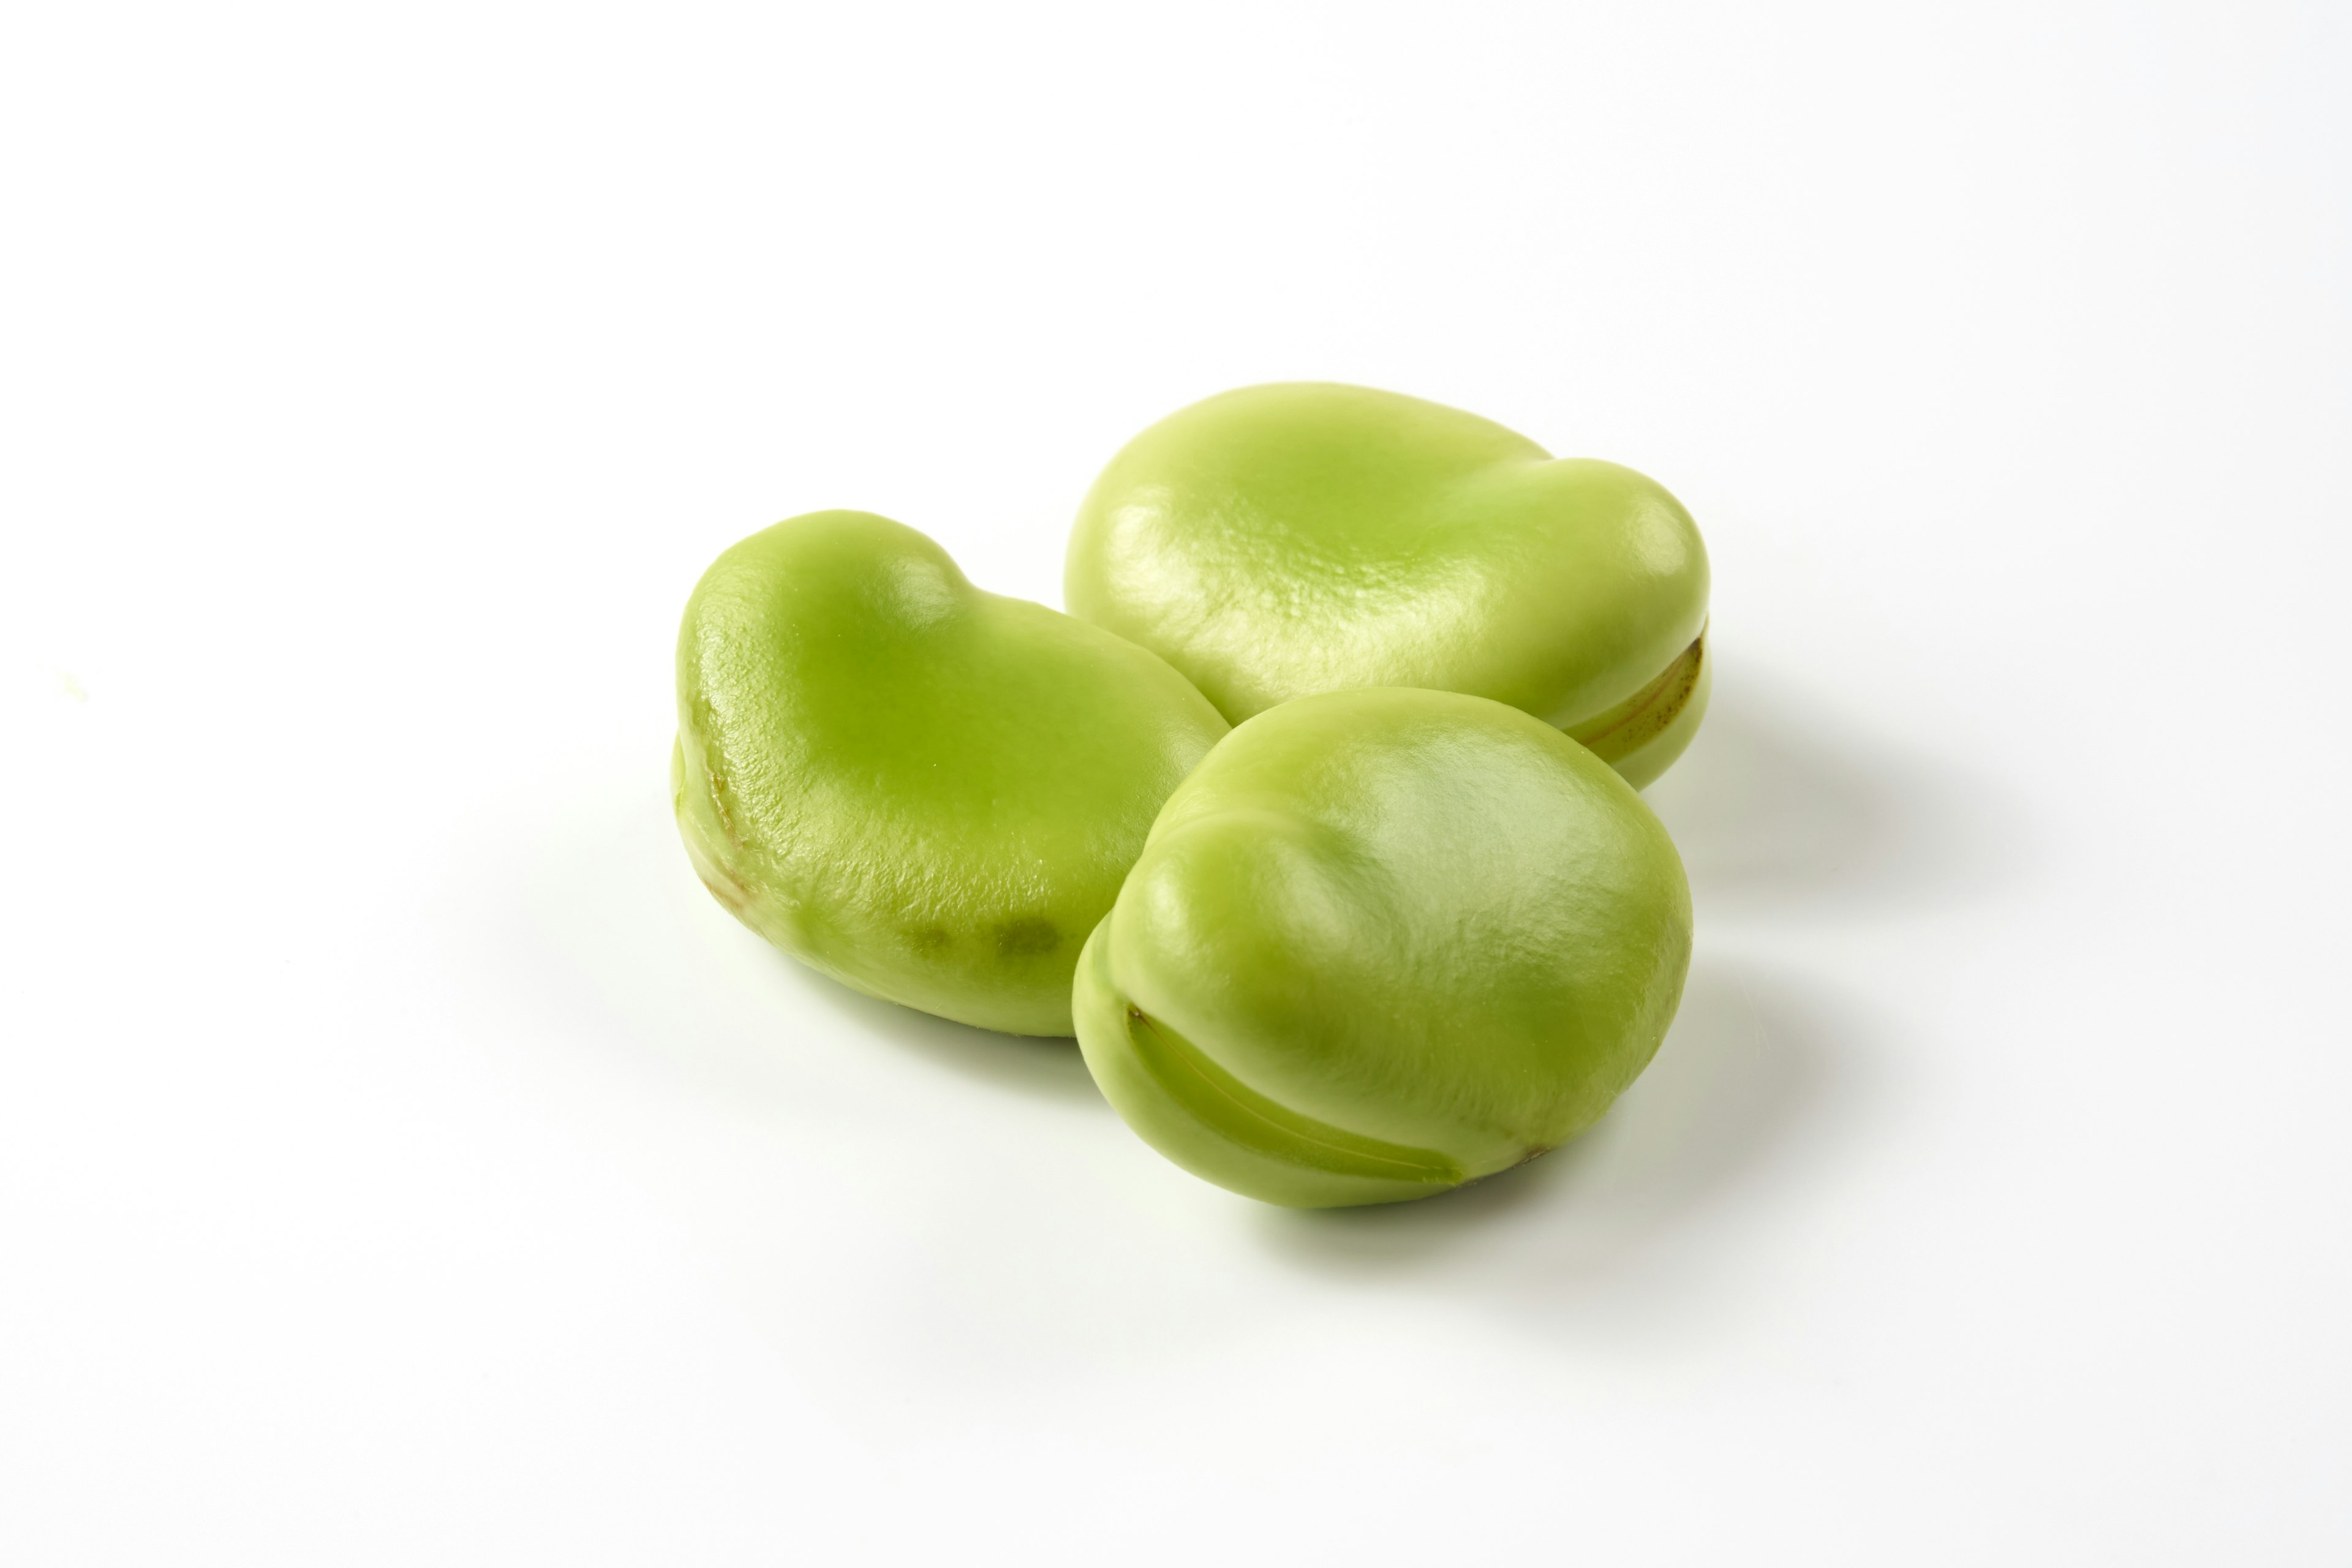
[1073,687,1693,1208]
[1065,383,1713,790]
[675,510,1229,1036]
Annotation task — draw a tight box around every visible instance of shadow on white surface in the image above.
[507,774,1102,1112]
[1645,669,2027,920]
[769,952,1100,1107]
[1247,955,1873,1316]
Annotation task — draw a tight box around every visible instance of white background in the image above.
[4,2,2346,1562]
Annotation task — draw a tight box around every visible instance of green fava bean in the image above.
[1065,383,1712,789]
[1072,687,1692,1208]
[674,510,1230,1037]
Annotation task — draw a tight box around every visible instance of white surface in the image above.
[4,2,2347,1562]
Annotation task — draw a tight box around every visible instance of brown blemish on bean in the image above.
[1572,631,1705,761]
[994,916,1060,957]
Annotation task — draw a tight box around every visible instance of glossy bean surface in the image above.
[676,510,1230,1036]
[1066,383,1712,788]
[1074,687,1693,1206]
